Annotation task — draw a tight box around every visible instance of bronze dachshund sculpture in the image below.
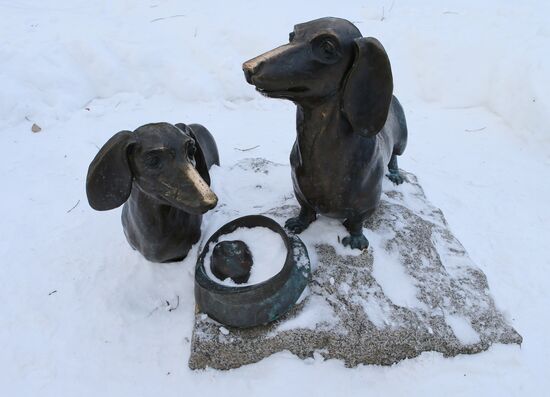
[86,122,219,262]
[243,17,408,250]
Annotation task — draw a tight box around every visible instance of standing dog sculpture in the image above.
[243,17,408,250]
[86,122,219,262]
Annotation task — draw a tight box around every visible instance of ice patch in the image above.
[445,314,480,345]
[370,234,426,310]
[351,293,393,329]
[338,283,351,296]
[275,295,338,332]
[219,327,230,336]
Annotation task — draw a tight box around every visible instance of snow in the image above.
[274,295,339,333]
[1,0,549,396]
[203,226,286,286]
[351,291,394,329]
[444,314,481,345]
[219,327,229,336]
[369,231,427,310]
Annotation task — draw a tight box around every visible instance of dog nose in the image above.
[200,192,218,213]
[206,197,218,210]
[243,66,254,84]
[242,59,263,84]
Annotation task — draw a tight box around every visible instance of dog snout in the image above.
[242,58,264,84]
[181,163,218,212]
[243,44,301,89]
[203,194,218,211]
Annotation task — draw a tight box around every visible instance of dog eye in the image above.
[187,144,196,158]
[144,154,162,169]
[320,40,335,56]
[289,32,295,42]
[312,36,341,63]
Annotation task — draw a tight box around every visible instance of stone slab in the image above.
[189,168,522,370]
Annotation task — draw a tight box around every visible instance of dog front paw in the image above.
[386,170,405,185]
[285,216,311,234]
[342,234,370,250]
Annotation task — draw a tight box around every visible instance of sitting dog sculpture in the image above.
[243,17,408,250]
[86,122,219,262]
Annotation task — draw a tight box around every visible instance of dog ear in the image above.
[86,130,135,211]
[342,37,393,137]
[176,123,211,185]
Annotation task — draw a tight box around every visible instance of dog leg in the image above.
[386,154,405,185]
[285,204,316,234]
[342,217,369,250]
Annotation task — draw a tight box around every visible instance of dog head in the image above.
[86,122,218,214]
[243,17,393,136]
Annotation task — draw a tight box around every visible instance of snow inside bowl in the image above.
[194,215,311,328]
[204,226,286,287]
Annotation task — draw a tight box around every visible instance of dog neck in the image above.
[296,94,351,150]
[299,93,339,122]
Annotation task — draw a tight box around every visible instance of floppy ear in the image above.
[175,123,211,185]
[342,37,393,137]
[86,130,135,211]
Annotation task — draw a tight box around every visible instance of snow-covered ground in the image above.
[1,0,549,395]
